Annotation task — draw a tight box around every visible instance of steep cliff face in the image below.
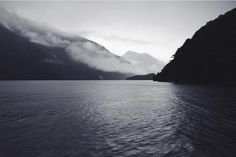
[154,8,236,84]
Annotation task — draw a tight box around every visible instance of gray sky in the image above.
[1,1,236,62]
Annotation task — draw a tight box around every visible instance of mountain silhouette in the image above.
[0,8,142,80]
[153,8,236,84]
[0,24,131,80]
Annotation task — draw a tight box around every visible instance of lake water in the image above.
[0,81,236,157]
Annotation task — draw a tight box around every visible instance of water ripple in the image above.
[0,81,236,156]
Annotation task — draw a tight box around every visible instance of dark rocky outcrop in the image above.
[153,8,236,84]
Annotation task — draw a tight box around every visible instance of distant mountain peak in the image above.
[122,50,165,74]
[123,50,164,64]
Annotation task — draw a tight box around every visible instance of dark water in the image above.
[0,81,236,157]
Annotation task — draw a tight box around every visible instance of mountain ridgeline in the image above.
[0,24,131,80]
[0,8,140,80]
[154,8,236,84]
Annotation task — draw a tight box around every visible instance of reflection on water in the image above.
[0,81,236,157]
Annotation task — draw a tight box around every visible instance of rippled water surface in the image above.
[0,81,236,157]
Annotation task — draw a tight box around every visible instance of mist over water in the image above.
[0,81,236,157]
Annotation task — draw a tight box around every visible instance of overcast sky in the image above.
[1,1,236,62]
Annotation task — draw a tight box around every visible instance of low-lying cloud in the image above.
[0,7,157,75]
